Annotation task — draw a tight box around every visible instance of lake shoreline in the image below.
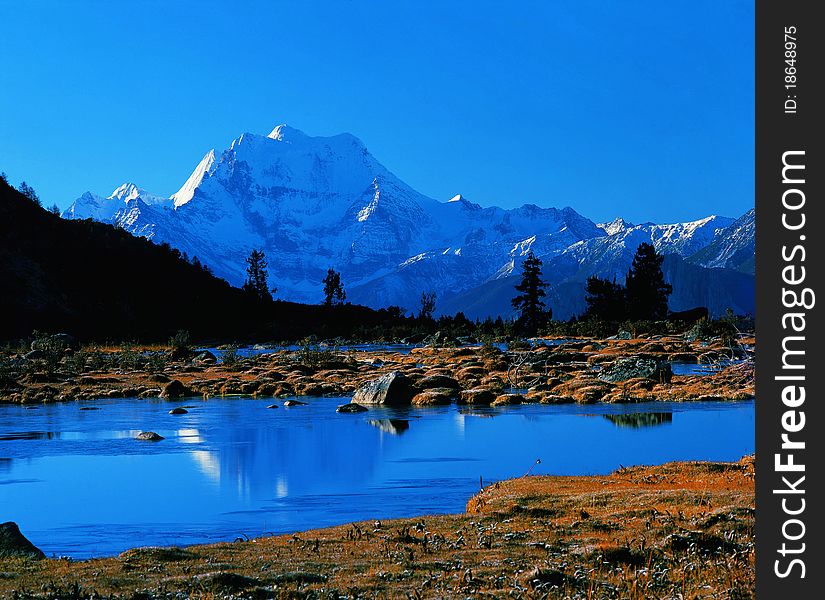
[1,333,754,407]
[0,456,755,598]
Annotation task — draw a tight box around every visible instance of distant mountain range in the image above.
[63,125,754,319]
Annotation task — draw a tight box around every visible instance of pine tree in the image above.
[584,276,627,322]
[419,291,437,320]
[18,181,41,206]
[511,251,551,334]
[242,249,273,302]
[322,268,346,306]
[625,242,672,320]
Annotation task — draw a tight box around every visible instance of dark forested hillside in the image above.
[0,179,405,342]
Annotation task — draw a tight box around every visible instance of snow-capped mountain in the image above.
[687,208,755,273]
[62,183,172,222]
[544,214,737,283]
[63,124,754,317]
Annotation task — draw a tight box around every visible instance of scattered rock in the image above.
[417,374,461,391]
[492,393,524,406]
[337,402,368,413]
[193,350,217,364]
[160,379,192,399]
[136,431,164,441]
[283,399,307,407]
[458,387,496,405]
[168,407,188,415]
[411,389,455,406]
[266,403,279,409]
[537,394,575,404]
[0,522,45,559]
[600,357,673,383]
[352,371,416,405]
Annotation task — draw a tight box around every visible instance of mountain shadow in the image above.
[0,180,407,343]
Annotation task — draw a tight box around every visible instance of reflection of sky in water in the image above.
[0,397,753,558]
[670,360,742,376]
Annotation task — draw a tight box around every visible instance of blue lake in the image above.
[0,396,754,559]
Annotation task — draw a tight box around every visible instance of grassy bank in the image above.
[0,457,754,599]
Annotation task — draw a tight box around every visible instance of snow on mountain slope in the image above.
[687,208,755,273]
[62,124,753,314]
[544,214,736,283]
[62,183,172,221]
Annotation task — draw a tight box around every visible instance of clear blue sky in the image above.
[0,0,753,223]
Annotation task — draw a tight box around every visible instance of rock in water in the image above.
[337,402,368,413]
[283,400,307,407]
[160,379,191,399]
[458,387,496,405]
[168,407,188,415]
[136,431,164,441]
[411,389,455,406]
[352,371,415,405]
[0,522,45,559]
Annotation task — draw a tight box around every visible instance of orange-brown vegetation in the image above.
[0,458,754,599]
[1,334,753,407]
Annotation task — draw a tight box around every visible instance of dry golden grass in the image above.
[0,457,754,599]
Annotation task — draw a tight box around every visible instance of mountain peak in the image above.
[109,183,142,202]
[172,149,216,208]
[449,194,466,203]
[599,217,633,235]
[267,124,307,142]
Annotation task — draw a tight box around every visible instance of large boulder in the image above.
[0,522,45,559]
[160,379,192,399]
[352,371,415,405]
[600,357,673,384]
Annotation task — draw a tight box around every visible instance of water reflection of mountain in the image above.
[368,419,410,435]
[186,416,391,501]
[603,412,673,428]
